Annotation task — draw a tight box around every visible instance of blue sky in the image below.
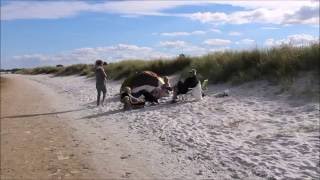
[1,0,319,69]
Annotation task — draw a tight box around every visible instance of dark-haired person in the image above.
[95,60,107,106]
[171,69,200,103]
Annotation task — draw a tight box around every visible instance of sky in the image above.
[1,0,319,69]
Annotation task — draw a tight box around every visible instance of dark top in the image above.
[184,75,198,89]
[120,92,129,100]
[176,75,199,95]
[95,66,106,85]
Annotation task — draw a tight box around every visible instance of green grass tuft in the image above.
[17,43,320,84]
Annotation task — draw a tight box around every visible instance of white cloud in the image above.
[192,30,207,35]
[181,45,209,56]
[229,31,242,36]
[282,5,319,25]
[210,28,221,33]
[242,39,255,44]
[235,39,256,46]
[264,34,319,47]
[159,40,212,56]
[208,47,230,52]
[159,30,206,36]
[11,44,173,66]
[2,0,318,26]
[211,1,315,11]
[159,40,188,48]
[2,1,94,20]
[188,12,228,24]
[185,2,319,25]
[10,41,215,67]
[0,1,211,20]
[203,39,232,46]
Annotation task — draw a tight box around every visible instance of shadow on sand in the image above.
[1,107,92,119]
[81,108,124,119]
[80,100,193,119]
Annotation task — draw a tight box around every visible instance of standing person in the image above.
[95,60,107,106]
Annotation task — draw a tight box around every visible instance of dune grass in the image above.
[17,43,319,84]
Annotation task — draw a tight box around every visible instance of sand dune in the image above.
[2,74,319,179]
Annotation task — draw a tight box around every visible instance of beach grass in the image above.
[17,43,319,84]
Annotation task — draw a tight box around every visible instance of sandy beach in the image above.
[1,74,319,179]
[1,75,100,179]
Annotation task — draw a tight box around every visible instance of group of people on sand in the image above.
[94,59,203,110]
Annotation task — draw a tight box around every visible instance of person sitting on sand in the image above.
[121,87,145,110]
[120,71,172,104]
[161,76,173,93]
[135,76,173,103]
[171,69,200,102]
[95,60,107,106]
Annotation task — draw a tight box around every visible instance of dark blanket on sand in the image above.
[120,71,164,92]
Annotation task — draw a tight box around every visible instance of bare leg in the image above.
[171,86,178,103]
[101,91,106,106]
[123,96,132,110]
[97,90,101,106]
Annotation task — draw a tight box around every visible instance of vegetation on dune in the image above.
[16,43,320,84]
[105,56,192,80]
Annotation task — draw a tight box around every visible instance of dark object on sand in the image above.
[121,87,145,110]
[120,71,171,103]
[120,71,164,92]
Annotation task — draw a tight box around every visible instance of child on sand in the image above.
[95,60,107,106]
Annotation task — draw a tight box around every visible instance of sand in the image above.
[1,73,319,179]
[0,75,101,179]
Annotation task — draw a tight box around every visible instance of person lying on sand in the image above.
[121,87,145,110]
[132,75,173,104]
[171,69,202,103]
[132,89,159,104]
[120,71,173,104]
[95,59,107,106]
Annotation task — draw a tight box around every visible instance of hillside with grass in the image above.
[17,43,319,84]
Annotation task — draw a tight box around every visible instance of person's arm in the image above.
[128,94,145,104]
[101,68,107,79]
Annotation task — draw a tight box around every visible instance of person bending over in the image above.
[95,59,107,106]
[121,87,145,110]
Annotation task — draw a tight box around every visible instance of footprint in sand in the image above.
[122,172,132,178]
[120,154,131,160]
